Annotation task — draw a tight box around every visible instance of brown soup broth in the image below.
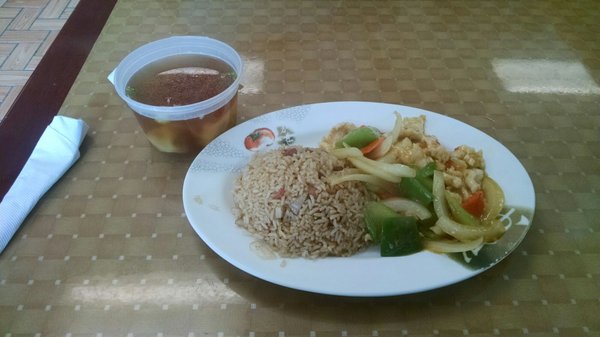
[126,54,236,106]
[133,94,238,154]
[126,54,239,154]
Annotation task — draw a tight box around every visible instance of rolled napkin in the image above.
[0,116,88,254]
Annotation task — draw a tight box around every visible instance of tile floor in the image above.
[0,0,78,121]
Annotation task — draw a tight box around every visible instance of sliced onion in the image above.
[331,147,363,159]
[350,156,415,178]
[328,173,389,189]
[482,176,505,221]
[382,197,432,220]
[436,216,505,243]
[337,168,363,175]
[347,157,402,183]
[430,224,445,236]
[424,237,484,253]
[432,170,449,219]
[368,111,404,159]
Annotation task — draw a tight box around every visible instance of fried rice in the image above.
[232,146,372,258]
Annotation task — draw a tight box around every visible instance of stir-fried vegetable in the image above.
[399,177,434,206]
[349,157,415,182]
[364,202,399,243]
[348,158,403,183]
[423,237,483,253]
[330,147,416,183]
[361,137,385,155]
[481,176,504,221]
[322,112,508,257]
[364,202,422,256]
[380,216,422,256]
[328,171,392,194]
[331,147,363,159]
[368,111,404,159]
[432,170,449,219]
[434,215,505,243]
[415,162,436,190]
[336,126,380,149]
[397,163,437,205]
[461,190,485,218]
[381,197,432,220]
[445,191,480,227]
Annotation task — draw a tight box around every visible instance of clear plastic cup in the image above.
[108,36,243,154]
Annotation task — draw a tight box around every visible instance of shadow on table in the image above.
[203,247,517,328]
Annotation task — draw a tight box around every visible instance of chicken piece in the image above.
[399,115,426,141]
[443,172,463,190]
[419,134,450,164]
[445,165,484,199]
[319,122,356,151]
[451,145,485,169]
[464,169,484,194]
[377,137,429,167]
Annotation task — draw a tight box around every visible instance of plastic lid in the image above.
[108,36,243,121]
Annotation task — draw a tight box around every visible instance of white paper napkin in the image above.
[0,116,88,254]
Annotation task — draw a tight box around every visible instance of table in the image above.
[1,0,599,336]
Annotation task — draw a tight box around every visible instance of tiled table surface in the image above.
[1,0,599,336]
[0,0,79,120]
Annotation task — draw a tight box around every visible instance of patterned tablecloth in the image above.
[1,0,599,336]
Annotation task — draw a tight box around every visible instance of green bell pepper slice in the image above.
[336,126,380,149]
[364,202,399,243]
[380,216,422,256]
[415,162,436,191]
[399,177,434,206]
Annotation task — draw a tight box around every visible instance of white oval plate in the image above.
[182,101,535,297]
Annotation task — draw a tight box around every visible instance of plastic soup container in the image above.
[108,36,243,154]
